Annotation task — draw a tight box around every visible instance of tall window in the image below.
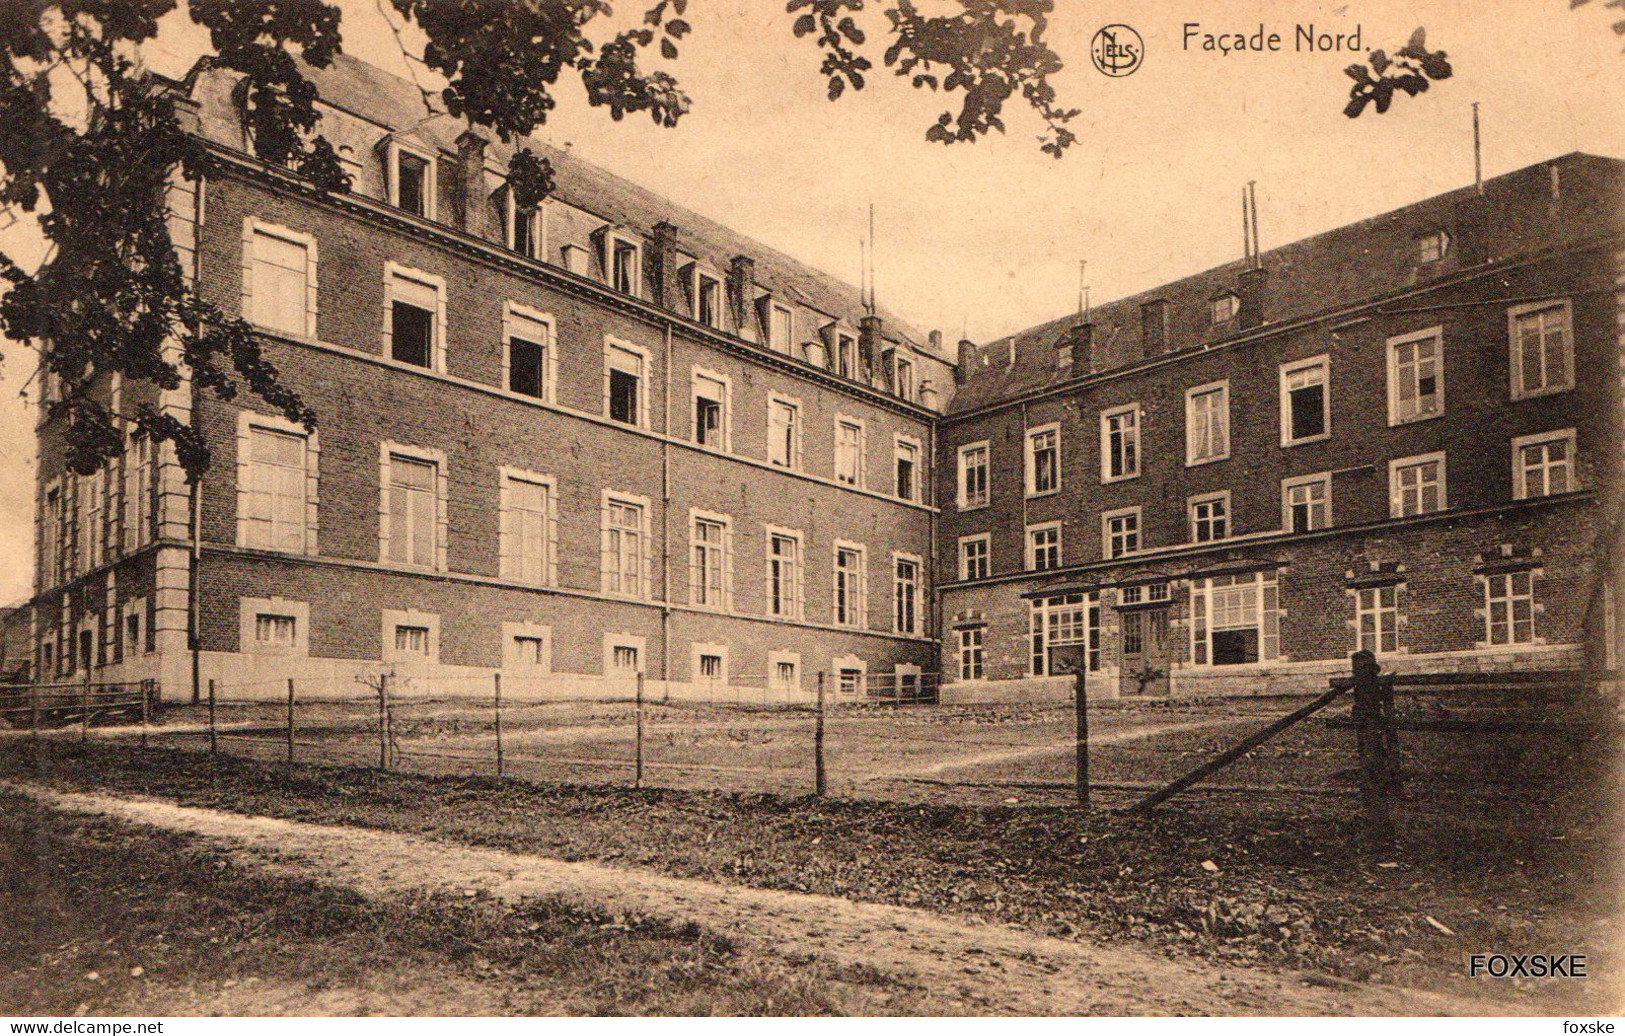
[1189,493,1230,543]
[610,236,640,295]
[389,144,434,218]
[1103,508,1141,559]
[767,530,802,619]
[606,342,646,426]
[1101,404,1140,482]
[834,544,867,628]
[1388,328,1443,424]
[1186,383,1230,465]
[1513,430,1575,500]
[244,222,314,336]
[1355,585,1401,655]
[1191,571,1280,666]
[768,397,801,469]
[693,371,729,449]
[384,452,440,568]
[894,439,919,502]
[958,627,985,681]
[958,442,990,508]
[1030,593,1101,676]
[769,305,794,353]
[694,272,722,327]
[603,496,647,597]
[895,356,914,400]
[500,472,553,585]
[1280,356,1329,444]
[123,434,153,553]
[504,188,541,258]
[894,556,919,634]
[691,514,729,609]
[1026,426,1059,495]
[835,418,865,486]
[241,423,310,553]
[958,534,990,581]
[836,333,856,377]
[1390,453,1446,517]
[40,482,62,587]
[386,266,442,369]
[1485,571,1536,646]
[1283,473,1331,533]
[1509,301,1573,399]
[506,306,552,400]
[1027,524,1061,571]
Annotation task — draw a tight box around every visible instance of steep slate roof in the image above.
[951,152,1625,413]
[188,53,937,355]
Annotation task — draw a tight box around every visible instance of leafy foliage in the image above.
[1343,28,1453,118]
[1569,0,1625,46]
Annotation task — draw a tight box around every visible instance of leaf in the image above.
[793,13,816,36]
[660,38,677,60]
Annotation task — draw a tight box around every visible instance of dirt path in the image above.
[7,782,1515,1016]
[868,716,1255,780]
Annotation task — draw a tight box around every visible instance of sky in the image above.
[0,0,1621,604]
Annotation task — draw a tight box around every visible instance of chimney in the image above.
[727,255,756,337]
[650,221,682,311]
[955,339,976,383]
[1141,300,1170,357]
[453,130,489,237]
[1237,267,1268,330]
[859,314,884,382]
[1057,322,1092,377]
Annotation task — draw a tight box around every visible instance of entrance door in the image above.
[1118,609,1171,696]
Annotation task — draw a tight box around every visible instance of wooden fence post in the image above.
[814,671,827,797]
[634,671,645,789]
[1074,660,1090,809]
[493,672,504,780]
[1352,650,1396,844]
[207,678,217,755]
[378,673,389,771]
[80,669,90,743]
[139,680,151,749]
[29,683,39,740]
[285,678,296,764]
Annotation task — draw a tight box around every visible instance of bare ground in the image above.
[5,782,1530,1016]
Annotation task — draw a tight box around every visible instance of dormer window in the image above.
[502,186,543,259]
[895,355,914,400]
[768,304,794,353]
[1417,229,1450,264]
[384,139,437,219]
[1211,292,1239,325]
[836,333,856,377]
[694,270,723,328]
[607,233,641,295]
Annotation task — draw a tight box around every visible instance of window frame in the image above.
[1353,584,1402,656]
[957,440,991,510]
[1190,571,1280,667]
[498,467,558,587]
[1507,299,1575,401]
[1483,570,1539,647]
[1024,423,1061,498]
[892,551,922,635]
[1386,326,1445,427]
[502,302,556,402]
[958,533,991,582]
[502,186,545,259]
[765,524,805,620]
[1185,381,1231,466]
[832,539,868,629]
[1279,354,1331,446]
[1187,490,1232,544]
[1100,403,1141,483]
[691,267,725,328]
[382,608,440,664]
[766,393,803,470]
[691,367,733,452]
[689,508,734,611]
[382,262,448,372]
[1511,428,1577,500]
[378,442,448,571]
[605,230,643,296]
[1101,506,1143,559]
[769,304,795,354]
[1282,472,1332,533]
[1029,592,1101,677]
[603,336,652,428]
[834,414,868,488]
[240,596,310,656]
[893,435,922,502]
[385,138,438,219]
[1025,521,1062,572]
[241,218,318,338]
[691,641,730,686]
[1388,451,1448,519]
[767,650,802,695]
[236,410,319,556]
[601,490,653,599]
[958,627,985,681]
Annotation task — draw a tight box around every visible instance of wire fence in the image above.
[3,664,1618,815]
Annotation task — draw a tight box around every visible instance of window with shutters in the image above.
[767,395,802,469]
[690,512,731,609]
[1387,327,1443,425]
[602,494,649,598]
[833,542,867,628]
[385,264,444,370]
[835,417,866,486]
[240,420,312,554]
[500,470,555,585]
[1101,403,1140,482]
[766,527,803,619]
[1282,472,1331,533]
[243,220,315,336]
[1186,382,1230,465]
[957,442,990,509]
[505,304,553,401]
[692,369,730,450]
[1280,356,1329,445]
[605,340,648,426]
[1484,571,1537,646]
[1188,492,1230,543]
[1508,301,1574,400]
[1512,429,1575,500]
[1025,425,1059,496]
[382,447,443,569]
[893,554,920,635]
[959,534,990,581]
[1389,453,1446,518]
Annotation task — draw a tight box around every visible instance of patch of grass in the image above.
[0,789,932,1016]
[3,738,1620,1013]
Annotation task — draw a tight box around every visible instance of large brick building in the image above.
[14,55,1625,703]
[937,153,1624,699]
[23,56,952,702]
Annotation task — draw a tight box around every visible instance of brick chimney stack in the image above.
[650,221,682,312]
[727,255,756,338]
[454,130,489,237]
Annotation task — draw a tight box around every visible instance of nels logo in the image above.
[1091,24,1144,77]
